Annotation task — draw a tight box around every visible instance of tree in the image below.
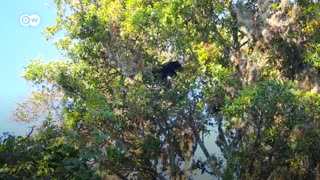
[2,0,320,179]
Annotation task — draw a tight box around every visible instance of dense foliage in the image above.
[1,0,320,179]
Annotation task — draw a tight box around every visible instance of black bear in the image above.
[161,61,182,80]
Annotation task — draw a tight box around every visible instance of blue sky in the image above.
[0,1,63,135]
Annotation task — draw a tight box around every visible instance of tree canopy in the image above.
[1,0,320,179]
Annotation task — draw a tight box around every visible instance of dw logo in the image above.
[20,14,40,26]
